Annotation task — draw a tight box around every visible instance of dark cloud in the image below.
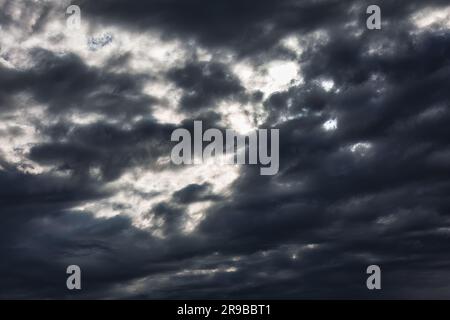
[173,183,221,204]
[1,0,450,299]
[29,119,177,182]
[167,61,244,112]
[77,0,450,55]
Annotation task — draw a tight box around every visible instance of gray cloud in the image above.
[0,0,450,299]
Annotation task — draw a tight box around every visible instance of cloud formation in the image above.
[1,0,450,298]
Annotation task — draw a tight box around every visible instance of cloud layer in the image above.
[1,0,450,298]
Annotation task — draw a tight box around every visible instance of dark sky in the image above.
[1,0,450,299]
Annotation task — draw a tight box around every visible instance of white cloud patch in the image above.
[323,118,338,131]
[412,6,450,30]
[233,59,302,98]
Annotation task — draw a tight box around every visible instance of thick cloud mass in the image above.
[1,0,450,299]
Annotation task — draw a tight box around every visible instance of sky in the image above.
[0,0,450,299]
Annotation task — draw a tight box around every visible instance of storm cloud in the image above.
[1,0,450,299]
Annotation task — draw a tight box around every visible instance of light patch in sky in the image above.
[266,60,301,93]
[145,82,186,125]
[377,214,397,225]
[323,118,338,131]
[349,142,372,157]
[124,32,187,74]
[152,105,186,125]
[0,0,188,76]
[417,105,447,122]
[320,79,335,92]
[65,112,105,126]
[233,59,302,98]
[0,98,47,175]
[176,266,238,276]
[74,158,240,233]
[280,35,303,56]
[87,33,113,51]
[412,6,450,29]
[218,102,264,134]
[183,201,212,233]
